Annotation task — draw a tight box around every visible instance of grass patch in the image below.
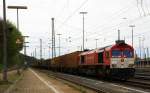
[0,64,2,72]
[0,71,21,93]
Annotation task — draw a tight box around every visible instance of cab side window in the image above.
[81,55,85,64]
[98,52,103,63]
[106,51,109,59]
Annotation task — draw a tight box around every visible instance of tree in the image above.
[0,19,24,71]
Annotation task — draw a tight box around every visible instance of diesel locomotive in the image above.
[33,40,135,80]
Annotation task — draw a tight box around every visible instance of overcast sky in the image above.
[0,0,150,59]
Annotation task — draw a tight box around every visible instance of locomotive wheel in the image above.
[105,69,111,79]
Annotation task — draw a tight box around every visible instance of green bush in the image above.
[0,64,2,72]
[0,19,24,69]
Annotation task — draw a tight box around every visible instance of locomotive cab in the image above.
[79,40,135,80]
[110,40,135,80]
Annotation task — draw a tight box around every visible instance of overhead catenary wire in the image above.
[72,0,150,41]
[45,14,150,55]
[136,0,142,16]
[56,0,89,30]
[84,0,136,32]
[55,0,69,19]
[71,13,150,42]
[30,0,150,58]
[141,0,146,16]
[53,0,138,44]
[55,0,136,42]
[144,0,150,15]
[69,1,137,41]
[68,16,150,50]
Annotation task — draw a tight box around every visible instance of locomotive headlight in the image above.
[112,64,117,68]
[121,58,124,62]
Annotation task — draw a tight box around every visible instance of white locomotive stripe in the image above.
[110,83,149,93]
[29,68,60,93]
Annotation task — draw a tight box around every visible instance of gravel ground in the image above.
[8,68,95,93]
[36,69,96,93]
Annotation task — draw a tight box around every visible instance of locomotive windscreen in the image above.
[112,50,133,58]
[123,50,133,58]
[112,50,121,58]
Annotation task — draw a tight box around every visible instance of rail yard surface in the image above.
[39,69,150,93]
[1,68,150,93]
[5,68,149,93]
[3,68,96,93]
[0,70,21,93]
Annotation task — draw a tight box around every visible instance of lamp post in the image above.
[7,5,27,30]
[40,39,42,62]
[129,25,135,47]
[48,43,51,58]
[23,36,29,56]
[35,48,37,58]
[8,6,28,72]
[43,48,46,59]
[2,0,8,81]
[68,36,71,53]
[117,17,127,41]
[117,29,120,40]
[7,5,28,60]
[142,36,145,59]
[80,12,87,51]
[139,37,142,59]
[57,34,62,56]
[51,18,56,60]
[95,39,98,49]
[23,36,29,67]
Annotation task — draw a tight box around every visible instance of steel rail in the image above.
[37,69,150,93]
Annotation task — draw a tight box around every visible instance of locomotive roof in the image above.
[80,41,133,56]
[80,45,112,55]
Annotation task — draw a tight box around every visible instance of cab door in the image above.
[98,52,103,63]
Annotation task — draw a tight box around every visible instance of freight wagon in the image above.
[51,51,82,73]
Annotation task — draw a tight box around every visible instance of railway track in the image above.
[45,71,111,93]
[110,73,150,90]
[135,73,150,80]
[38,69,150,93]
[136,73,150,76]
[126,79,150,89]
[123,73,150,89]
